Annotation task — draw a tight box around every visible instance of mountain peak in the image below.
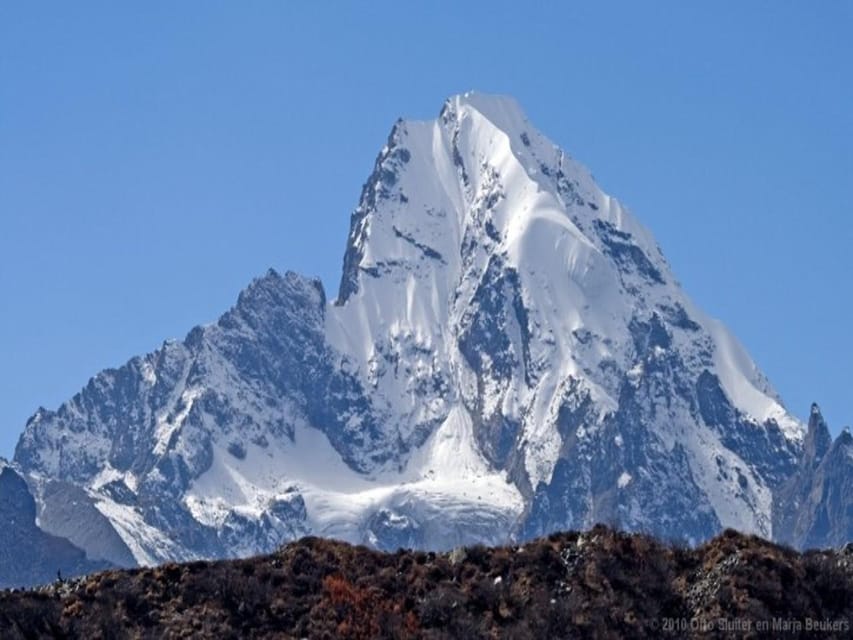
[442,91,529,131]
[236,269,326,315]
[448,90,523,111]
[803,401,832,469]
[9,95,835,575]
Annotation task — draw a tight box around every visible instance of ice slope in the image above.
[13,92,811,566]
[328,92,802,537]
[185,406,522,552]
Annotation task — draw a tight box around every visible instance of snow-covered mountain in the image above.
[8,93,851,576]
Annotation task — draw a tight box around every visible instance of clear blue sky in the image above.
[1,2,851,457]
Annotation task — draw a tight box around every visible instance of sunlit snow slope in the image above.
[15,93,825,568]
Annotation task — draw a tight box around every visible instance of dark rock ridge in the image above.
[775,405,853,549]
[0,527,850,639]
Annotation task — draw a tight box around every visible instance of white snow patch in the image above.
[184,406,523,545]
[93,497,188,566]
[703,316,804,441]
[153,387,203,456]
[140,360,157,386]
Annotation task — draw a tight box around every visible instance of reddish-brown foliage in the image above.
[0,526,850,639]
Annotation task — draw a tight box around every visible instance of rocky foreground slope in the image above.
[1,526,851,639]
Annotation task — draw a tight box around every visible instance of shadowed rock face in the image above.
[2,94,850,583]
[35,479,136,568]
[802,430,853,548]
[0,527,851,639]
[0,465,109,589]
[776,405,853,549]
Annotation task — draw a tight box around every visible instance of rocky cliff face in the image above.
[6,93,850,580]
[775,405,853,549]
[0,461,109,588]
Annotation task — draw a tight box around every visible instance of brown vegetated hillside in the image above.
[0,525,850,639]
